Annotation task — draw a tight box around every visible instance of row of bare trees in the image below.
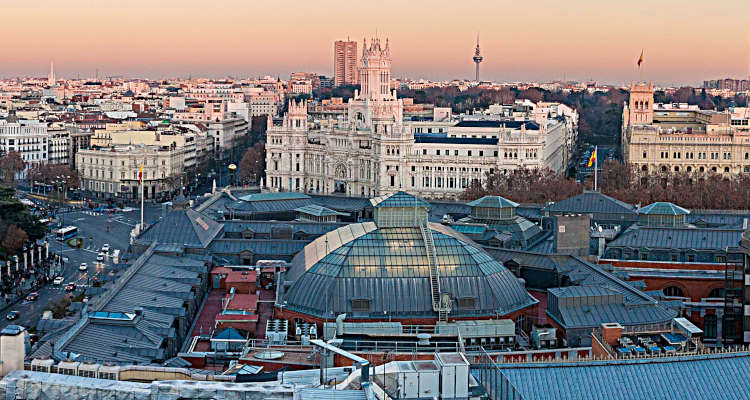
[462,160,750,210]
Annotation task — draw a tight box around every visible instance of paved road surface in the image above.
[0,203,163,332]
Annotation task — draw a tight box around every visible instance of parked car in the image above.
[25,293,39,301]
[6,311,19,321]
[53,276,65,285]
[64,283,76,292]
[79,262,88,271]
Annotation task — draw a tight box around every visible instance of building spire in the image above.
[48,61,55,86]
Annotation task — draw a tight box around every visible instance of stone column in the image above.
[23,252,27,271]
[45,241,49,259]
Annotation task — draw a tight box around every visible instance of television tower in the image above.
[472,34,483,82]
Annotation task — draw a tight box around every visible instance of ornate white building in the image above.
[265,38,574,199]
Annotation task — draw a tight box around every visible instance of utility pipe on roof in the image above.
[310,339,369,384]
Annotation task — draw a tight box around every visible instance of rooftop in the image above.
[638,202,690,216]
[479,351,750,400]
[467,195,519,209]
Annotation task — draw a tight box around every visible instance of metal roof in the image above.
[414,135,499,145]
[606,226,743,251]
[370,191,430,208]
[467,195,519,209]
[283,223,537,318]
[544,191,636,215]
[479,352,750,400]
[638,202,690,216]
[454,120,540,130]
[227,197,314,214]
[295,204,348,217]
[139,209,223,248]
[238,192,310,202]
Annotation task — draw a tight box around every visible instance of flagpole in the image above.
[140,164,144,231]
[594,146,598,192]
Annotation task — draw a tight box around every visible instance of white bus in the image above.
[55,226,78,241]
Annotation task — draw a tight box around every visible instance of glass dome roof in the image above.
[283,222,537,319]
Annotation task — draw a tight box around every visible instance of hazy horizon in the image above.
[2,0,749,86]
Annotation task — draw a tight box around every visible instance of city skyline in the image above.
[1,0,749,86]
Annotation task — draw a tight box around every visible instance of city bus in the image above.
[55,226,78,241]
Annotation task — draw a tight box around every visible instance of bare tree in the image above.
[0,151,25,184]
[2,224,28,253]
[238,141,266,184]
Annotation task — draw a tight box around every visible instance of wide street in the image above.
[0,202,164,332]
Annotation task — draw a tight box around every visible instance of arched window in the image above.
[661,166,667,172]
[699,166,705,172]
[708,288,724,298]
[686,166,692,172]
[674,166,680,172]
[663,286,685,297]
[724,167,730,173]
[641,165,648,172]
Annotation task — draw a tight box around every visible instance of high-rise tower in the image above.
[334,39,358,86]
[472,34,483,81]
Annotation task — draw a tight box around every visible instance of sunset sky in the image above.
[2,0,749,85]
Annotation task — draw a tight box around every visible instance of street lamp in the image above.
[228,164,237,187]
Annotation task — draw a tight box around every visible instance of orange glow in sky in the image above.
[2,0,749,85]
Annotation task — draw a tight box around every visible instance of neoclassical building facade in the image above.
[265,39,574,199]
[622,82,750,174]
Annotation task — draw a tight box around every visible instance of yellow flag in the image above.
[587,146,597,168]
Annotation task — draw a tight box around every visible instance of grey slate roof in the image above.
[479,352,750,400]
[548,286,676,329]
[606,226,743,250]
[227,197,314,214]
[638,202,690,215]
[222,220,346,235]
[544,191,636,215]
[52,245,206,364]
[483,248,677,329]
[309,195,373,213]
[209,239,307,256]
[139,209,223,248]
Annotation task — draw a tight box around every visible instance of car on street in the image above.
[96,252,105,261]
[102,244,110,253]
[79,262,88,271]
[6,311,19,321]
[64,283,76,292]
[53,276,65,285]
[25,293,39,301]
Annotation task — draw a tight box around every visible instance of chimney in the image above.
[600,322,623,346]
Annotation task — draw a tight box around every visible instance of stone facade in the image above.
[265,39,573,199]
[622,82,750,174]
